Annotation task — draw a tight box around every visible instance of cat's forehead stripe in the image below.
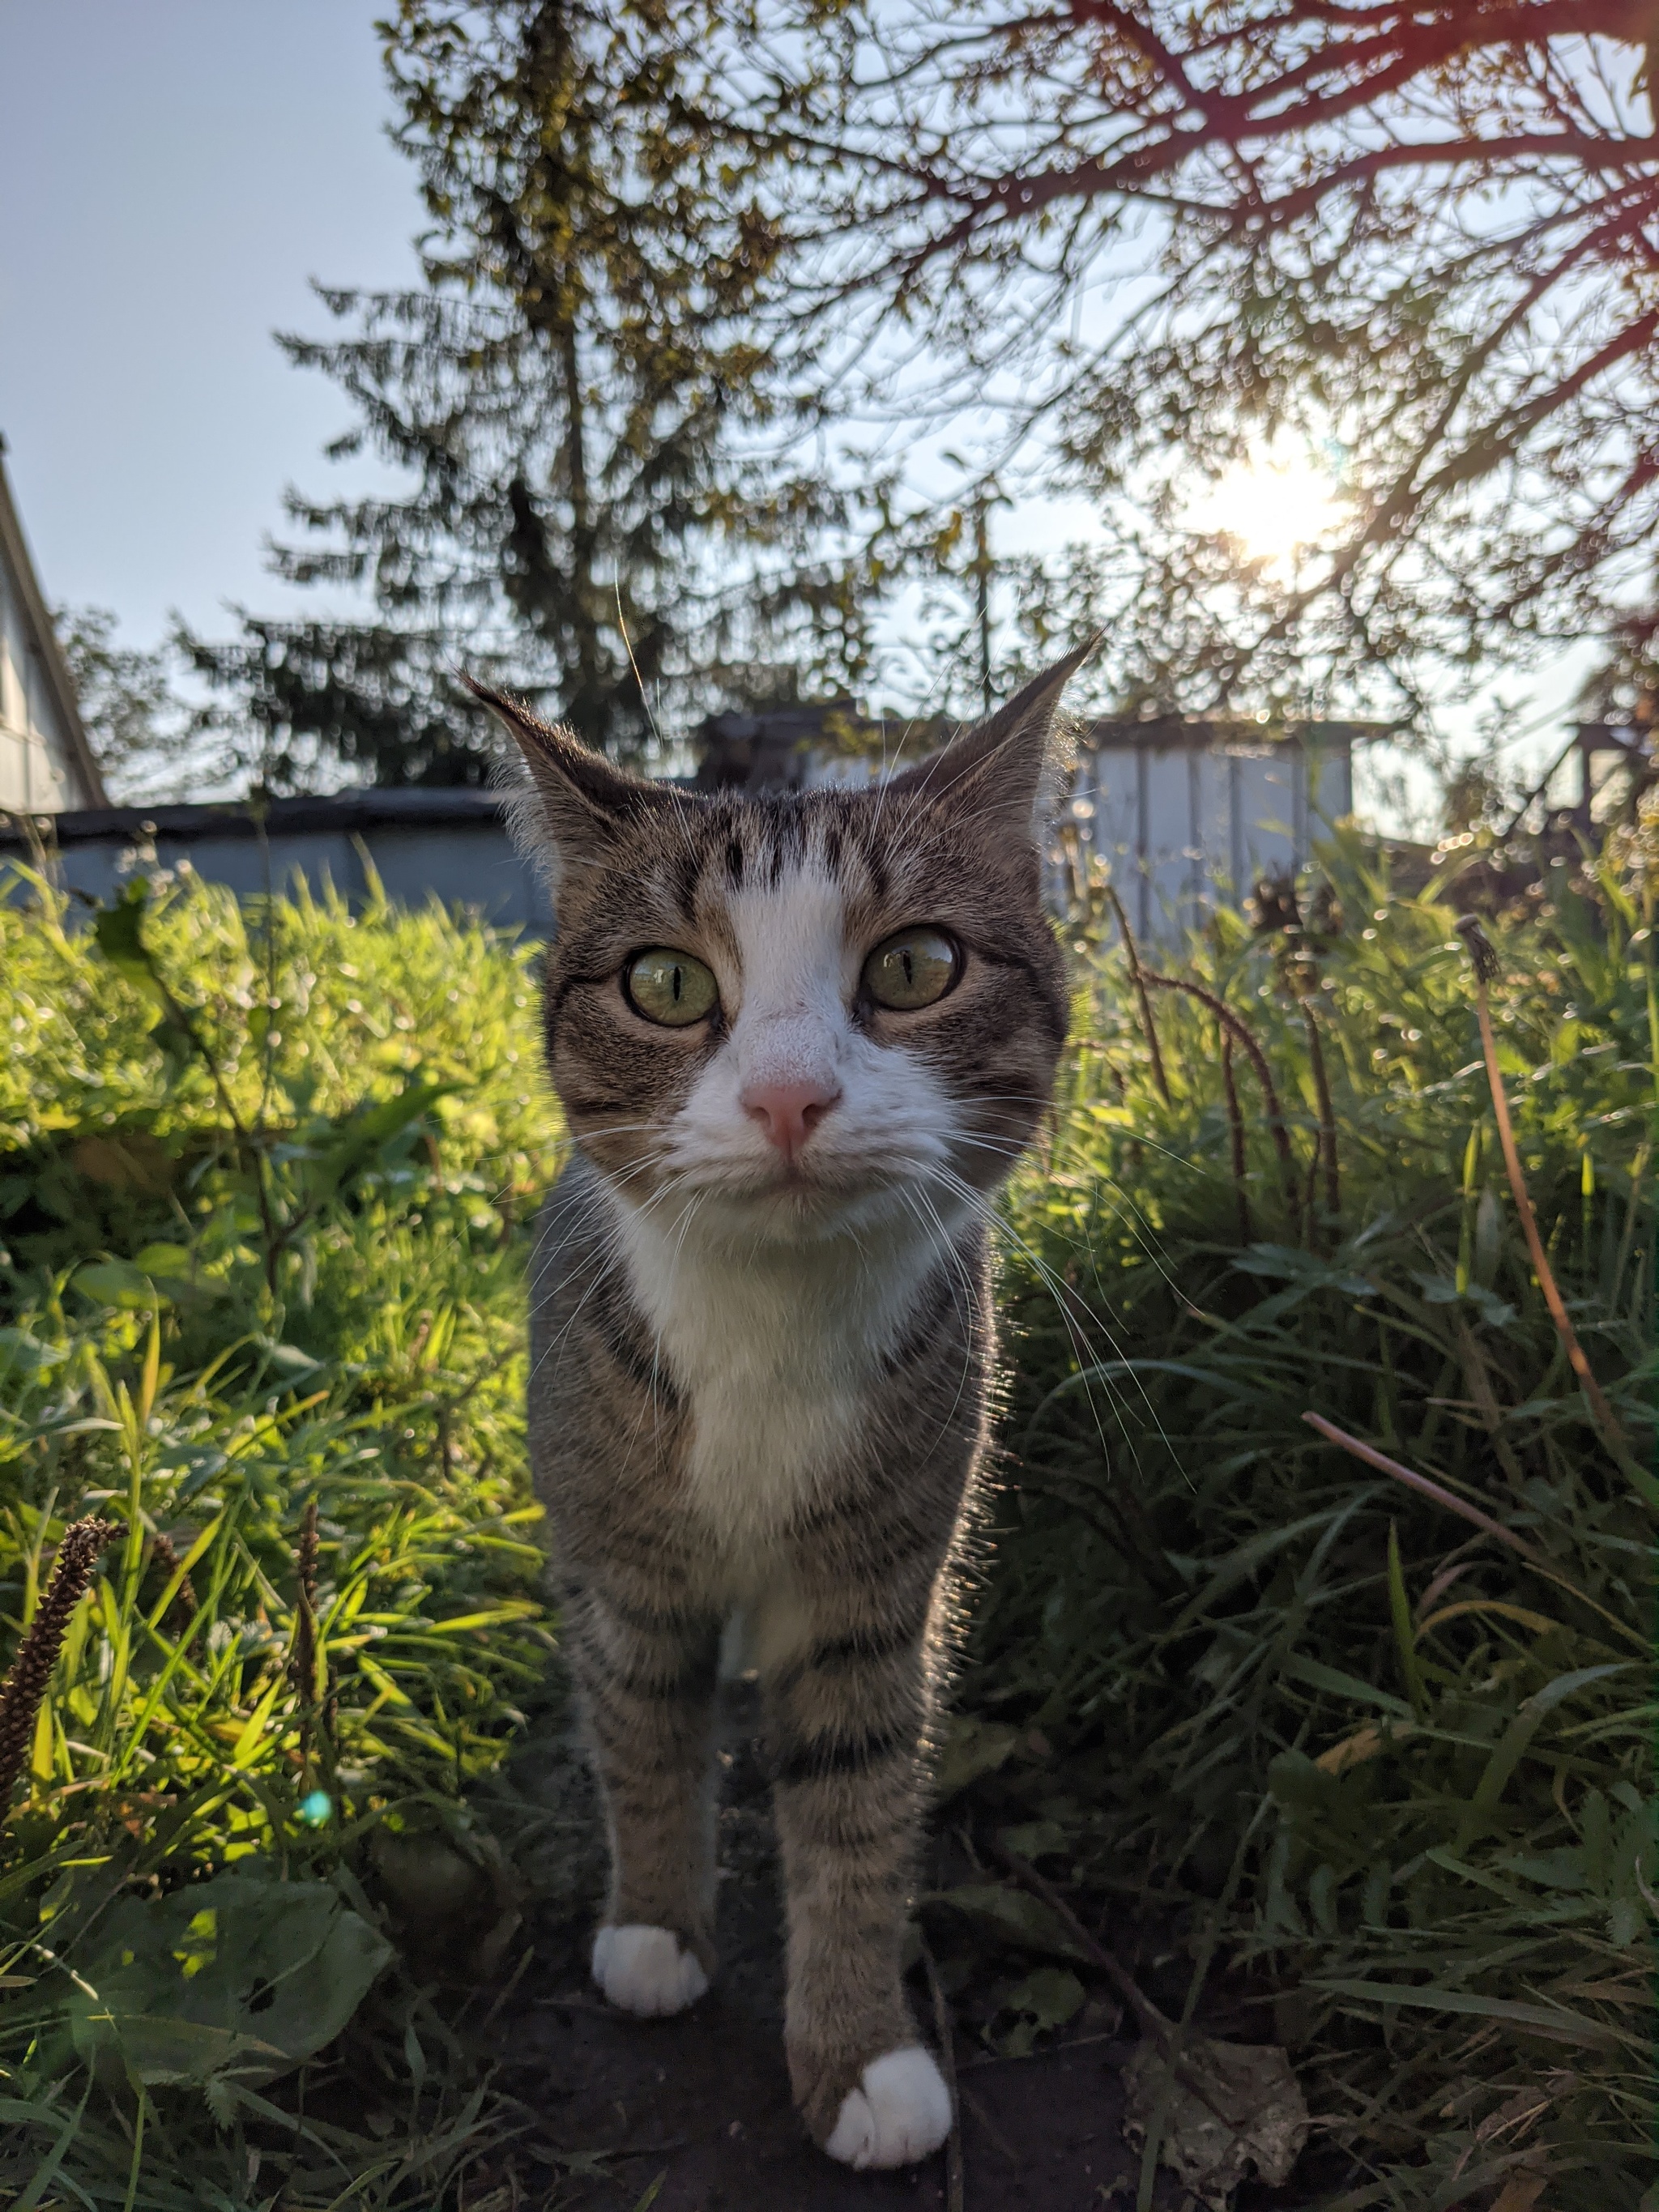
[655,802,889,928]
[569,786,976,960]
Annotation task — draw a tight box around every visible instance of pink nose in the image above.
[742,1079,840,1158]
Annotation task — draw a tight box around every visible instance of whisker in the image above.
[919,1160,1179,1492]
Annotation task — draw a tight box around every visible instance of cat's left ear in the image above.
[885,637,1097,842]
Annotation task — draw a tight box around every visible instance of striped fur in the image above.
[480,651,1085,2166]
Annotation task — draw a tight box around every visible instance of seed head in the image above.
[1455,914,1499,987]
[0,1518,118,1816]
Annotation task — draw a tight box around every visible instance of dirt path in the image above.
[485,1687,1147,2210]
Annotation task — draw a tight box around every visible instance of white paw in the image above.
[823,2045,953,2170]
[591,1924,708,2017]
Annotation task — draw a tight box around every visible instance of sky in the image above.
[0,0,422,647]
[0,2,1598,830]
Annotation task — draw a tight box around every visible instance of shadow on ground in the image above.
[480,1684,1148,2211]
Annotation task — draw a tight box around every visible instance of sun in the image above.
[1186,448,1347,571]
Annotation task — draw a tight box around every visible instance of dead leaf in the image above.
[1316,1720,1418,1775]
[1123,2031,1309,2210]
[1487,2164,1549,2212]
[1475,2076,1572,2147]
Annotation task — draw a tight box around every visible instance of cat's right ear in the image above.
[466,678,672,902]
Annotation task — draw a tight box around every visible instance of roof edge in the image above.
[0,786,512,846]
[0,446,109,807]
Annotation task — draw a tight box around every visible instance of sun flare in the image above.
[1187,450,1347,570]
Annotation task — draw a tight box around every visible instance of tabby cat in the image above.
[477,649,1085,2169]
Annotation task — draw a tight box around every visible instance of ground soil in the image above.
[480,1685,1154,2212]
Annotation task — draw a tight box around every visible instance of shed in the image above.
[3,703,1384,945]
[1067,717,1376,941]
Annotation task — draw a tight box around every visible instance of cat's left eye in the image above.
[863,927,960,1011]
[625,948,719,1027]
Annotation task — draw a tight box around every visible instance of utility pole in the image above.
[975,493,993,718]
[945,460,1009,717]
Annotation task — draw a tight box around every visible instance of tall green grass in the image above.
[0,859,561,2207]
[2,829,1653,2211]
[980,829,1657,2210]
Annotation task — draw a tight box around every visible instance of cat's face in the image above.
[481,658,1084,1247]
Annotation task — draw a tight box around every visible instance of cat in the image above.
[474,647,1085,2169]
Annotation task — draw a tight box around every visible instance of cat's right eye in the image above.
[624,948,719,1028]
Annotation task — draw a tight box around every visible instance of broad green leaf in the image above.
[996,1964,1087,2053]
[933,1715,1021,1799]
[74,1259,171,1311]
[69,1873,393,2091]
[924,1883,1094,1963]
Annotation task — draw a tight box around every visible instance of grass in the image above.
[0,824,1653,2211]
[0,855,561,2207]
[955,825,1657,2211]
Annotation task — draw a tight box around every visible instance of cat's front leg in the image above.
[566,1583,723,2015]
[762,1611,953,2168]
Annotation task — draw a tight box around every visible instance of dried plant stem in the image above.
[1143,970,1301,1234]
[0,1518,117,1815]
[1302,1412,1648,1652]
[994,1845,1173,2046]
[921,1941,965,2212]
[1220,1038,1252,1245]
[1301,1413,1541,1561]
[1456,919,1631,1464]
[1105,887,1171,1105]
[291,1498,320,1782]
[1301,1001,1340,1235]
[994,1848,1273,2146]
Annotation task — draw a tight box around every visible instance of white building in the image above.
[0,439,105,814]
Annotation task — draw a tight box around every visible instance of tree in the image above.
[177,616,506,791]
[192,0,883,787]
[753,2,1659,713]
[54,608,203,804]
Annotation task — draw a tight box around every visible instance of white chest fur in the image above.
[608,1197,953,1551]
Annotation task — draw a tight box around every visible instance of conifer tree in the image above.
[189,0,872,785]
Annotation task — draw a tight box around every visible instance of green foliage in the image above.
[52,607,203,807]
[0,859,561,2206]
[67,1874,394,2098]
[2,831,1653,2209]
[186,0,884,786]
[972,837,1657,2208]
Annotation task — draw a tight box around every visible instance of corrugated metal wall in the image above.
[1064,737,1353,940]
[6,736,1352,940]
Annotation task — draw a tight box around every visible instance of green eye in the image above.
[625,948,719,1027]
[864,927,959,1011]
